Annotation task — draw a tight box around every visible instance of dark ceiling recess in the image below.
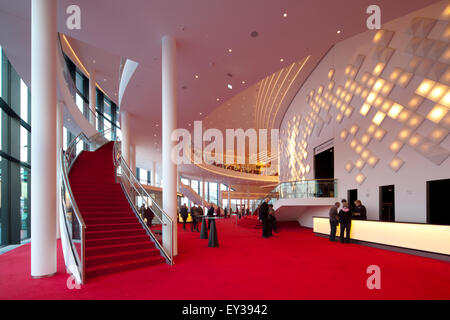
[251,31,258,38]
[227,73,233,78]
[181,85,188,90]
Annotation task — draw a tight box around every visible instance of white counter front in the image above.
[313,217,450,255]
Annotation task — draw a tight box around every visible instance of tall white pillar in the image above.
[161,35,178,256]
[89,69,96,126]
[202,178,206,210]
[56,101,64,240]
[121,111,130,166]
[227,185,231,212]
[31,0,57,278]
[129,144,136,175]
[151,161,156,186]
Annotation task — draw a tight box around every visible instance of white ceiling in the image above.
[0,0,441,180]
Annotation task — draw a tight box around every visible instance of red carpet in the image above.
[237,216,262,229]
[1,218,450,300]
[68,142,164,279]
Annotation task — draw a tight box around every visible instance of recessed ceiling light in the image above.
[93,60,96,64]
[199,112,202,115]
[337,30,341,34]
[194,74,199,79]
[242,81,246,84]
[216,98,220,101]
[104,78,107,81]
[155,124,159,127]
[154,134,157,137]
[227,84,232,89]
[188,123,191,126]
[228,49,232,53]
[283,13,287,18]
[280,58,284,62]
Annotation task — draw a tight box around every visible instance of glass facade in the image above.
[64,53,120,141]
[0,45,31,246]
[136,167,150,185]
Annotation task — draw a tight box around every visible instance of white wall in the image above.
[279,1,450,224]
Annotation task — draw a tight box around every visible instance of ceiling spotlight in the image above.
[104,78,107,81]
[216,98,220,101]
[337,30,341,34]
[228,49,232,53]
[227,84,233,89]
[154,134,157,137]
[283,13,288,18]
[199,112,202,115]
[280,58,284,62]
[92,60,96,64]
[155,124,159,127]
[194,74,199,79]
[242,81,246,84]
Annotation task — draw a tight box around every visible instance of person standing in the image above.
[338,201,352,244]
[352,200,367,220]
[224,207,228,218]
[328,202,340,241]
[180,204,188,231]
[207,203,215,230]
[259,198,270,238]
[268,204,277,236]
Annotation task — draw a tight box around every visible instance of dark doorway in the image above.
[314,147,334,197]
[427,179,450,225]
[379,185,395,222]
[348,189,358,211]
[314,147,334,179]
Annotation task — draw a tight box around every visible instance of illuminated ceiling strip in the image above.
[259,73,276,129]
[262,68,285,129]
[61,34,112,101]
[270,56,310,129]
[264,62,296,129]
[254,78,266,128]
[255,77,268,128]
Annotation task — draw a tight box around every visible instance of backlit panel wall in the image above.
[279,1,450,223]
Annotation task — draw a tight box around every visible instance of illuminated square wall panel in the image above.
[372,111,386,125]
[367,155,379,167]
[389,157,405,172]
[374,128,387,142]
[345,161,354,172]
[390,140,404,153]
[407,95,424,110]
[426,105,448,123]
[428,126,448,144]
[349,124,359,135]
[415,79,436,97]
[355,173,366,185]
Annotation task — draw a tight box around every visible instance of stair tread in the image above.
[86,248,159,261]
[86,255,164,272]
[86,240,152,251]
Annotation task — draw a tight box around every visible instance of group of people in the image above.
[258,198,277,238]
[329,199,367,243]
[179,203,229,232]
[139,203,154,229]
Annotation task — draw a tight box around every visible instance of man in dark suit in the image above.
[180,204,188,230]
[338,201,352,244]
[328,202,340,241]
[352,200,367,220]
[259,198,270,238]
[207,203,215,230]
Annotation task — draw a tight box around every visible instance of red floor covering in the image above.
[0,218,449,300]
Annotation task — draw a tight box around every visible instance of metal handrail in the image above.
[60,128,112,284]
[112,140,174,265]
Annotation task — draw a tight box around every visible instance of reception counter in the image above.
[313,217,450,256]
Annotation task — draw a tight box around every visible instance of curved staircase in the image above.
[69,142,165,279]
[237,216,262,229]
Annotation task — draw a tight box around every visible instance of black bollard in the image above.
[200,217,208,239]
[208,219,219,248]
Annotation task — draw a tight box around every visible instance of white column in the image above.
[129,144,136,175]
[31,0,57,278]
[121,111,130,166]
[227,185,231,212]
[151,161,156,186]
[202,178,206,210]
[56,101,64,240]
[161,35,178,256]
[89,69,96,126]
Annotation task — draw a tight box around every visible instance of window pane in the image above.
[140,168,148,184]
[76,93,84,114]
[20,167,30,240]
[75,72,84,93]
[20,126,29,163]
[20,79,28,123]
[181,177,189,185]
[104,99,111,121]
[0,45,2,100]
[63,127,68,150]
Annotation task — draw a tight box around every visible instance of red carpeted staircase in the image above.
[237,216,262,229]
[69,142,165,280]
